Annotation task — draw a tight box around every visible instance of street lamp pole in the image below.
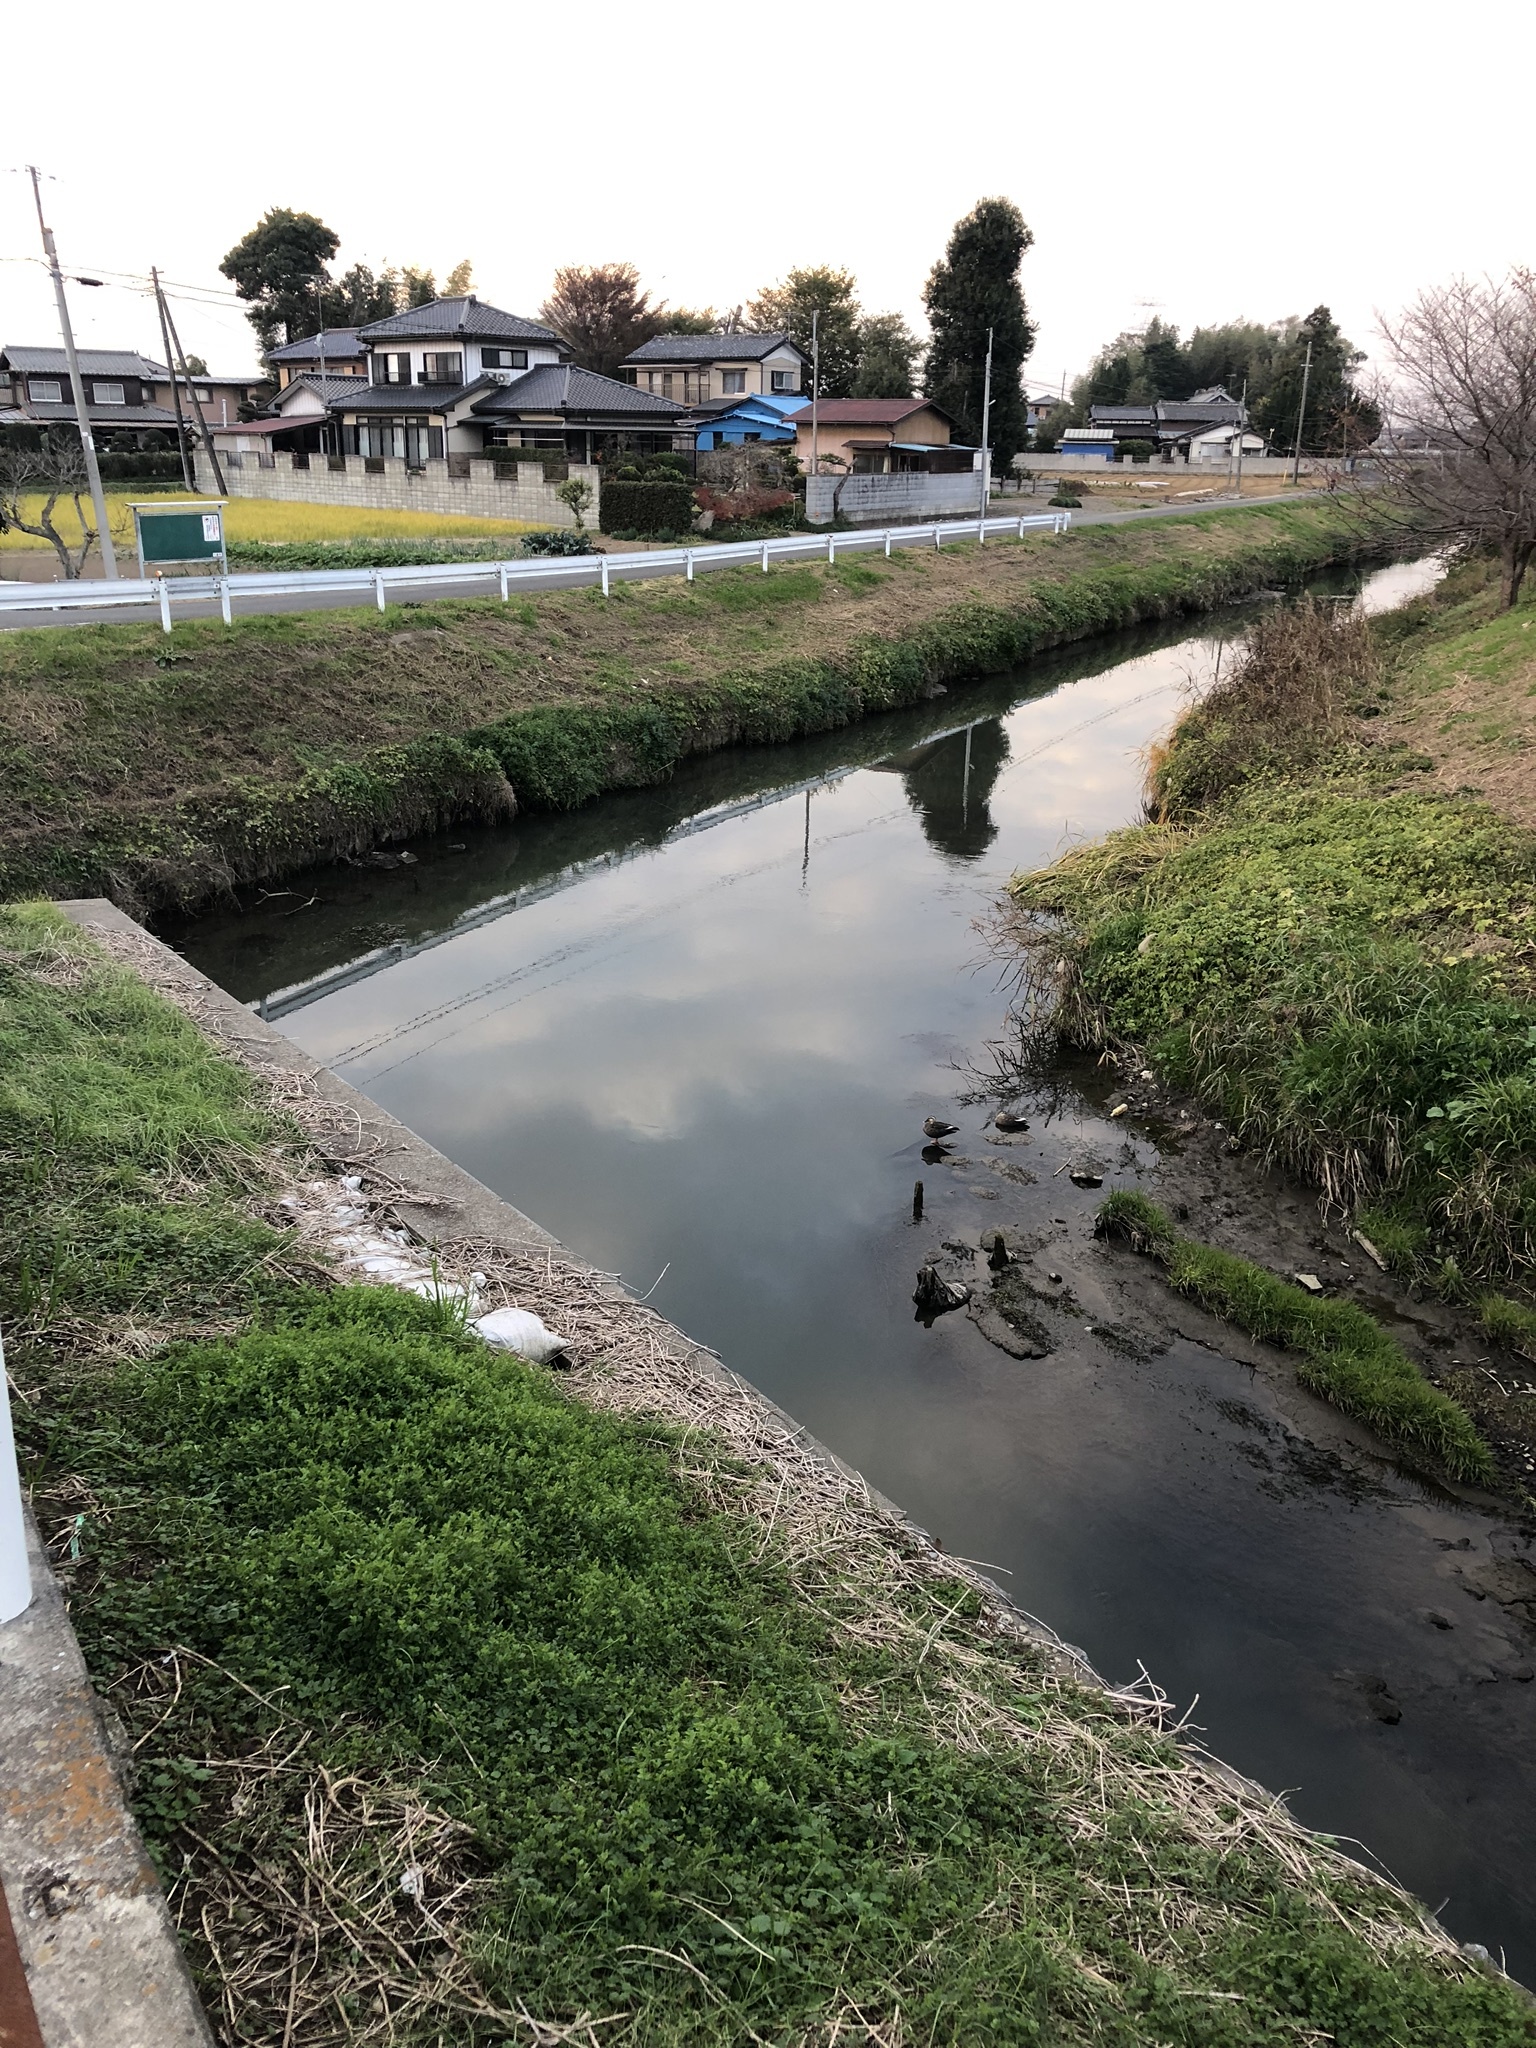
[28,165,117,578]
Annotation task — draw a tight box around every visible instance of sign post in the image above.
[130,500,227,580]
[0,1325,30,1623]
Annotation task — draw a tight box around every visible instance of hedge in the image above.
[599,479,695,537]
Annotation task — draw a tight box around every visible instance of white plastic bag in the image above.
[474,1307,569,1364]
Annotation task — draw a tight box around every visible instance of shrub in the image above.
[519,528,592,557]
[598,479,695,537]
[1048,487,1082,508]
[1120,439,1157,464]
[1148,597,1378,817]
[694,482,796,530]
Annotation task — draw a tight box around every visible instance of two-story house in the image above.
[222,296,701,466]
[264,329,369,387]
[0,346,180,441]
[1,345,263,441]
[620,332,806,407]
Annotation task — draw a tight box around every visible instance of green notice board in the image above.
[133,503,226,572]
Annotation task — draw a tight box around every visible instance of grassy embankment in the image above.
[3,898,1530,2044]
[1009,560,1536,1475]
[1,499,1367,914]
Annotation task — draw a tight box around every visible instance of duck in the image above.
[923,1117,959,1141]
[994,1109,1030,1133]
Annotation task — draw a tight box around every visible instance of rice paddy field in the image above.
[0,491,539,553]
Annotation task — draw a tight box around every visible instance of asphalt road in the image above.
[0,491,1322,634]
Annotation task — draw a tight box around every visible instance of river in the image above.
[171,554,1536,1981]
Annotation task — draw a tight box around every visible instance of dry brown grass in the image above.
[56,915,1482,2048]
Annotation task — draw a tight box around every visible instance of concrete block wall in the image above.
[1017,453,1318,477]
[805,471,985,526]
[193,450,600,528]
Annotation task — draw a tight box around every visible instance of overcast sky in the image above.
[2,0,1528,395]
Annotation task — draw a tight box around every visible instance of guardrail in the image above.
[0,512,1071,632]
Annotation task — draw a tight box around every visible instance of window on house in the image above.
[770,370,798,393]
[194,387,212,403]
[372,353,409,386]
[482,347,528,370]
[721,369,746,394]
[421,353,463,384]
[662,372,674,397]
[28,377,63,403]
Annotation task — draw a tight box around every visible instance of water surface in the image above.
[177,555,1536,1977]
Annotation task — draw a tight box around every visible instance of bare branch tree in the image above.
[0,431,102,579]
[1373,269,1536,609]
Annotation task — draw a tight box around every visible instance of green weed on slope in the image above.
[6,903,1529,2043]
[1097,1192,1493,1482]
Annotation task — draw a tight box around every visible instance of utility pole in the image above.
[1231,376,1248,499]
[810,309,820,484]
[160,288,228,496]
[152,268,194,491]
[28,165,117,578]
[978,325,994,521]
[1290,336,1313,486]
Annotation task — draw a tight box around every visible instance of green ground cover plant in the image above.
[5,902,1530,2042]
[1009,588,1536,1288]
[0,502,1370,914]
[1096,1192,1493,1481]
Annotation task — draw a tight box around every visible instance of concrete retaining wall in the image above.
[193,449,600,529]
[805,470,984,526]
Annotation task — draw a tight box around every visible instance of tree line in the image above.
[1037,306,1382,456]
[218,199,1039,466]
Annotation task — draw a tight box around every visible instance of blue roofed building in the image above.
[693,392,802,450]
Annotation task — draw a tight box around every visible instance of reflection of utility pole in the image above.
[29,164,117,577]
[152,268,193,491]
[1290,337,1313,486]
[802,787,811,883]
[961,723,974,826]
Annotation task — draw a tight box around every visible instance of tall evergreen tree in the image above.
[220,208,340,351]
[1252,306,1380,455]
[922,198,1036,468]
[852,313,920,398]
[747,268,862,397]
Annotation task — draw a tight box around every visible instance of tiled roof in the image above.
[357,296,559,344]
[1156,401,1242,422]
[332,381,489,413]
[3,345,167,377]
[623,331,798,364]
[472,365,692,418]
[275,375,364,410]
[785,397,951,425]
[11,401,181,426]
[266,329,365,362]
